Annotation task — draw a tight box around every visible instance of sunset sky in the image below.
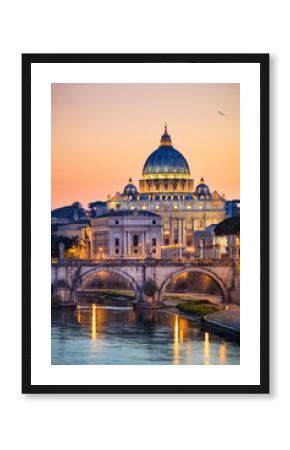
[51,83,239,209]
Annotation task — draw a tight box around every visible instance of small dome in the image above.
[142,125,190,176]
[195,177,210,196]
[123,177,138,195]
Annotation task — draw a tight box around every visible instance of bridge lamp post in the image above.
[99,247,103,261]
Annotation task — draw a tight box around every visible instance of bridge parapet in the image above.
[51,258,234,268]
[51,258,239,306]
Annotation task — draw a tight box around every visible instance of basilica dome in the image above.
[123,178,138,195]
[142,125,190,177]
[195,177,210,195]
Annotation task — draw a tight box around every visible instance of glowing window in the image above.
[173,205,178,210]
[141,205,147,210]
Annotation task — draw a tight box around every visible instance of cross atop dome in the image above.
[160,123,172,146]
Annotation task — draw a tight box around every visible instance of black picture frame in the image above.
[22,53,269,394]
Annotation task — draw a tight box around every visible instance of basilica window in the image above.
[152,238,156,246]
[164,238,170,246]
[133,235,139,247]
[115,238,119,247]
[115,220,119,224]
[174,238,178,245]
[152,220,156,224]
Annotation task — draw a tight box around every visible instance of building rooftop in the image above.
[96,210,160,218]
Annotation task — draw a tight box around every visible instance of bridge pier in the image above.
[134,293,165,310]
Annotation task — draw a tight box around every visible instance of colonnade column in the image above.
[170,217,174,246]
[123,230,127,258]
[142,231,146,256]
[127,231,130,257]
[178,219,182,259]
[182,219,186,247]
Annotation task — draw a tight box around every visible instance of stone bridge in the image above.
[52,259,240,306]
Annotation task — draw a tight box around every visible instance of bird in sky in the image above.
[217,110,226,116]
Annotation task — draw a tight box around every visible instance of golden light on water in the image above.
[204,332,211,365]
[173,315,179,365]
[91,304,97,340]
[76,308,81,323]
[180,328,184,344]
[219,342,227,364]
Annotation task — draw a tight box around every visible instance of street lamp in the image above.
[99,247,103,261]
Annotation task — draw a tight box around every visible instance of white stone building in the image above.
[81,210,162,260]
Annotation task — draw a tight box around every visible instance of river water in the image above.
[51,305,240,365]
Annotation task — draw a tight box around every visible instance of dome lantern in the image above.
[160,123,172,146]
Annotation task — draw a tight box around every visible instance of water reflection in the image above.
[204,332,211,365]
[91,304,97,340]
[219,342,227,365]
[51,305,239,365]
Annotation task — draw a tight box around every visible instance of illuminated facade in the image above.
[81,210,162,260]
[107,125,227,258]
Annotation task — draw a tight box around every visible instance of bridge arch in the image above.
[159,267,229,302]
[76,267,142,299]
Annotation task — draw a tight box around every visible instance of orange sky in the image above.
[51,83,240,209]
